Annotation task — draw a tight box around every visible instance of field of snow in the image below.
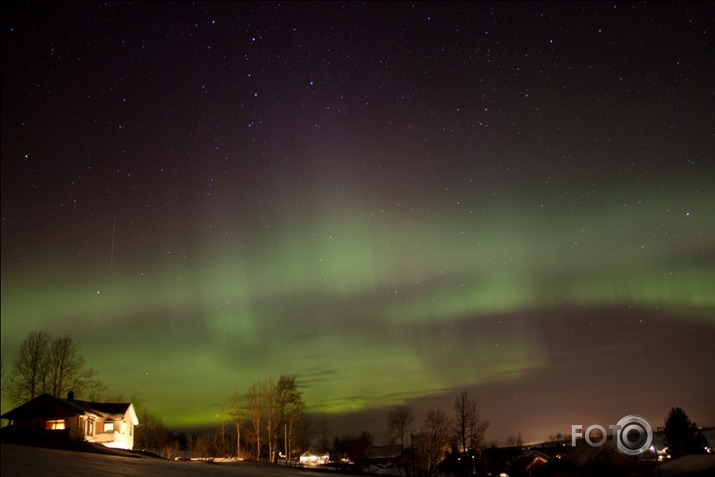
[0,443,326,477]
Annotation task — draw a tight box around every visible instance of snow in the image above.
[0,443,327,477]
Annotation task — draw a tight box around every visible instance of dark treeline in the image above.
[3,332,710,475]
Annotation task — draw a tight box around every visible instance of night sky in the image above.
[2,2,714,443]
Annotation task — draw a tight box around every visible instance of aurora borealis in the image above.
[2,2,714,442]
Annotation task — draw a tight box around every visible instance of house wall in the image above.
[104,419,133,450]
[68,415,84,441]
[119,403,138,450]
[122,414,135,450]
[9,417,45,431]
[6,415,85,442]
[84,417,134,450]
[79,415,100,442]
[3,398,137,451]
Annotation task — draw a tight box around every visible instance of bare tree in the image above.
[386,404,415,449]
[244,375,308,463]
[273,375,306,465]
[247,380,267,461]
[194,434,222,458]
[6,332,103,405]
[135,408,175,454]
[217,411,229,458]
[229,390,244,459]
[415,409,452,477]
[263,377,277,462]
[46,336,99,399]
[452,391,489,452]
[6,331,51,405]
[83,379,117,402]
[290,407,312,460]
[504,432,523,448]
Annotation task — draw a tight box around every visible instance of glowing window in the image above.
[45,419,65,430]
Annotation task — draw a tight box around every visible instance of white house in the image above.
[1,392,139,450]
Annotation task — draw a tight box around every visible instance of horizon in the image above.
[2,2,713,446]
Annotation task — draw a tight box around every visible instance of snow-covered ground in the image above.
[0,443,326,477]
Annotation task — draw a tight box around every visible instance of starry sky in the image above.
[2,2,714,443]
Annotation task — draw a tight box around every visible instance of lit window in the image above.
[104,422,114,432]
[45,419,65,430]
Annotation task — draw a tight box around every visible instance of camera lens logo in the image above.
[572,415,654,456]
[613,415,653,456]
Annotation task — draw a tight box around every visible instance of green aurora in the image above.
[3,187,712,428]
[2,2,714,442]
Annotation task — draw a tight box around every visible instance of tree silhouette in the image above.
[386,404,414,449]
[247,380,267,461]
[228,390,244,459]
[5,331,103,405]
[134,408,177,456]
[273,375,306,465]
[452,390,489,452]
[414,409,452,477]
[663,407,709,458]
[452,391,489,475]
[5,331,50,404]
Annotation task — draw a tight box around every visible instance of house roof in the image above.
[658,454,715,477]
[1,393,136,423]
[564,444,632,467]
[70,400,134,421]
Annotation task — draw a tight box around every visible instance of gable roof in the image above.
[1,393,136,424]
[70,400,134,421]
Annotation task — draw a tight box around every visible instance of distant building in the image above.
[561,444,641,475]
[523,450,550,474]
[657,454,715,476]
[1,392,139,450]
[299,449,330,465]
